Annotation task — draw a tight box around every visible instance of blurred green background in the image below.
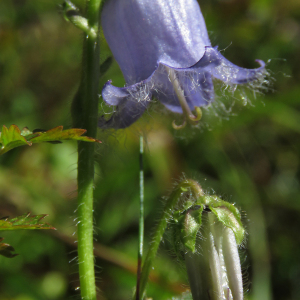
[0,0,299,299]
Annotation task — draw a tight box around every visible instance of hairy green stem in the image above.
[75,0,101,299]
[135,179,204,299]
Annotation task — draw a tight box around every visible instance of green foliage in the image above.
[0,125,101,155]
[0,125,33,154]
[0,213,55,231]
[0,214,55,259]
[0,0,299,299]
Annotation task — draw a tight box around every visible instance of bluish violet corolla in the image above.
[99,0,266,129]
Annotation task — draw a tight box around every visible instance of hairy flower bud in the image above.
[172,194,245,300]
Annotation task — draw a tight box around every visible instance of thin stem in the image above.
[75,0,101,299]
[136,134,144,300]
[135,179,204,299]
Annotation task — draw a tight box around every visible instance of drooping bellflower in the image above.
[99,0,266,129]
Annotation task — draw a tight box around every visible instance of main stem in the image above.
[76,1,101,299]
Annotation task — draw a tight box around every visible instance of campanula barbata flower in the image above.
[99,0,266,129]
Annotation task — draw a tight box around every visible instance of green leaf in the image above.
[0,237,18,258]
[0,213,56,231]
[0,125,32,154]
[0,125,101,155]
[28,126,100,143]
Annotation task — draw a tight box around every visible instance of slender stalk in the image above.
[136,135,144,300]
[75,1,101,299]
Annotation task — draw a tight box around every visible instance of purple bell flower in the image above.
[99,0,266,129]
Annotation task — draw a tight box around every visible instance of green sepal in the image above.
[174,205,204,253]
[182,206,204,252]
[173,200,194,222]
[208,198,245,245]
[193,195,244,245]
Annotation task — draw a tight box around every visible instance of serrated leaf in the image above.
[0,213,56,231]
[0,237,18,258]
[0,125,32,155]
[0,124,101,155]
[28,126,101,144]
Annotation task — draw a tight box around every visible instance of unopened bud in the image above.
[172,191,245,300]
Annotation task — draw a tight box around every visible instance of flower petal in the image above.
[101,81,128,106]
[98,98,150,129]
[101,0,210,84]
[195,46,266,84]
[99,81,151,129]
